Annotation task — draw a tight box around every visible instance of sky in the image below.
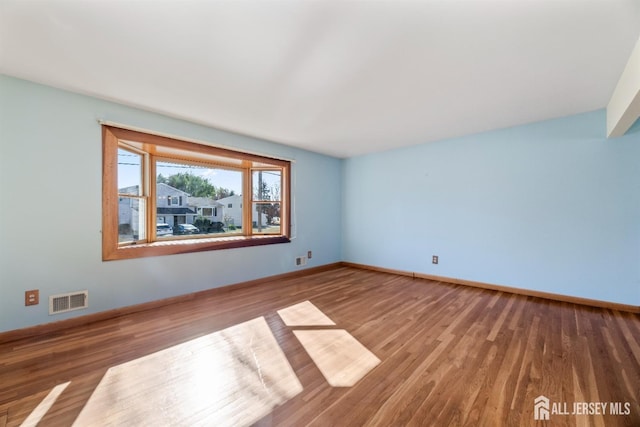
[118,149,243,196]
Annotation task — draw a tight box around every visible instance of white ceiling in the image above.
[1,1,639,158]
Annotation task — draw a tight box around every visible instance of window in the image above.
[201,207,217,217]
[103,126,290,260]
[116,147,146,244]
[252,170,283,235]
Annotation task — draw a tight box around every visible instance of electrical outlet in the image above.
[25,289,39,306]
[307,250,312,259]
[432,255,439,265]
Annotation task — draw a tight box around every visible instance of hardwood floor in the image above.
[1,266,639,426]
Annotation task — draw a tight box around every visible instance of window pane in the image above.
[252,170,281,201]
[253,202,281,234]
[156,160,243,238]
[118,148,141,195]
[118,197,146,243]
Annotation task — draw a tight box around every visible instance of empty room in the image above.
[1,1,639,426]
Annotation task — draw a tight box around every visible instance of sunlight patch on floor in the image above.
[20,382,70,427]
[73,317,302,427]
[293,330,381,387]
[277,300,336,326]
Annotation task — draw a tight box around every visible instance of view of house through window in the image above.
[116,159,285,241]
[104,126,290,260]
[154,161,244,239]
[117,148,146,244]
[252,170,282,234]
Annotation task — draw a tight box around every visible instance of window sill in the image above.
[103,235,290,261]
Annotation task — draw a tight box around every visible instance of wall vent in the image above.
[49,291,89,315]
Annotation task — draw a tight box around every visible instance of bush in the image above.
[193,216,212,233]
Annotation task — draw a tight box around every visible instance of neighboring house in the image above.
[188,197,224,223]
[118,185,142,236]
[156,183,196,227]
[216,194,267,228]
[121,184,234,231]
[216,194,243,227]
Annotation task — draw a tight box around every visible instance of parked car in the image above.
[156,223,173,236]
[174,224,199,235]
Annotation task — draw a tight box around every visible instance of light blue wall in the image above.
[343,110,640,306]
[0,75,343,332]
[2,75,638,333]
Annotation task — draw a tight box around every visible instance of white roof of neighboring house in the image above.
[118,184,139,194]
[157,183,189,195]
[188,197,223,207]
[216,194,242,204]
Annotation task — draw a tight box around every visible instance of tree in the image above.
[166,173,214,197]
[213,187,235,200]
[253,172,281,227]
[157,172,234,199]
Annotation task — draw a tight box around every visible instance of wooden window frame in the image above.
[251,168,284,235]
[102,126,291,261]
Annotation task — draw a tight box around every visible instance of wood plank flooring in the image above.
[1,266,639,426]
